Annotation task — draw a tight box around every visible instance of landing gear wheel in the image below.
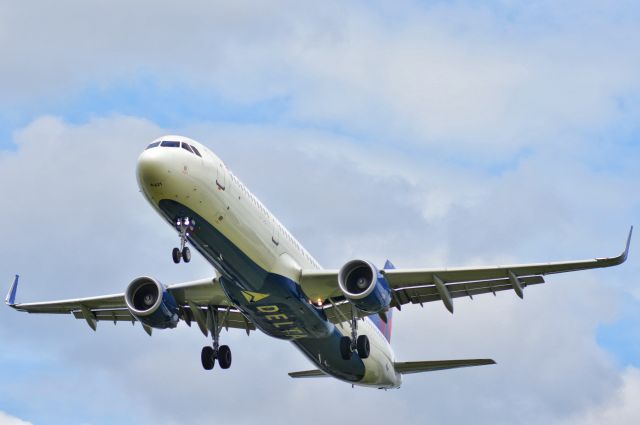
[201,346,215,370]
[356,335,370,359]
[218,345,232,369]
[182,246,191,263]
[172,247,181,264]
[340,336,353,360]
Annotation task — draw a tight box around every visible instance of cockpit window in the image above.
[149,139,202,156]
[190,145,202,157]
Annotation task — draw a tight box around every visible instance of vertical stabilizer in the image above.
[370,261,394,342]
[5,275,19,306]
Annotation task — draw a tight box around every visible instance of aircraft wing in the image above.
[5,276,255,335]
[301,227,632,317]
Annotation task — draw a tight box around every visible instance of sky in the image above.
[0,0,639,424]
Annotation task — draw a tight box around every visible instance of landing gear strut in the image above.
[200,307,233,371]
[173,217,194,264]
[340,306,370,360]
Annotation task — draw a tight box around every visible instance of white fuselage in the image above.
[137,135,401,388]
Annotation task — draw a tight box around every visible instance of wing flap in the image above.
[320,276,545,325]
[72,309,134,322]
[68,307,256,332]
[395,359,496,374]
[395,275,545,305]
[183,306,256,332]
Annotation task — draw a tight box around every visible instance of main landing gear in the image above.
[201,345,232,370]
[173,217,194,264]
[201,307,232,371]
[340,306,370,361]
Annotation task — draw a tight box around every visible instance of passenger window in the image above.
[181,143,193,153]
[146,141,160,150]
[161,140,180,148]
[190,146,202,157]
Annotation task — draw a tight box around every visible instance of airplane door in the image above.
[216,162,227,191]
[214,162,229,227]
[271,218,280,247]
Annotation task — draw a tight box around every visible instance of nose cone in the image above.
[137,145,177,201]
[137,148,165,188]
[137,135,205,206]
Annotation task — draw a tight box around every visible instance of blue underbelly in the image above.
[158,199,366,381]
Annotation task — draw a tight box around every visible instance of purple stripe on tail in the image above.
[370,260,395,342]
[370,310,393,342]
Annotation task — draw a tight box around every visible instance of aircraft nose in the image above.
[136,147,171,193]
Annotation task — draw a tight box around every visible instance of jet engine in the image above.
[124,277,180,329]
[337,260,392,314]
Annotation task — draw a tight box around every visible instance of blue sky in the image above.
[1,1,639,424]
[0,77,291,150]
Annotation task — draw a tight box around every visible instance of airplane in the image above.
[5,135,633,389]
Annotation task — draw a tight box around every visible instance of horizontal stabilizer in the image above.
[394,359,496,374]
[288,369,328,379]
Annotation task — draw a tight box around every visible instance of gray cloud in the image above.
[0,1,639,424]
[1,1,640,157]
[0,115,637,424]
[561,367,640,425]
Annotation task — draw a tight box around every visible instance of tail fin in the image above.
[5,275,19,306]
[370,260,395,342]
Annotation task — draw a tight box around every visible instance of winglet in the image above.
[593,226,633,268]
[621,226,633,263]
[5,275,19,306]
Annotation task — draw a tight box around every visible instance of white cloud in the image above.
[0,115,637,424]
[562,367,640,425]
[0,412,32,425]
[0,1,638,424]
[1,1,639,158]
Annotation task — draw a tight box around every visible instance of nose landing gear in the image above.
[172,217,194,264]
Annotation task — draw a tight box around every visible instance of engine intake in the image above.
[125,277,179,329]
[338,260,392,314]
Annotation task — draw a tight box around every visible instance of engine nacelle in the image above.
[338,260,392,314]
[124,277,180,329]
